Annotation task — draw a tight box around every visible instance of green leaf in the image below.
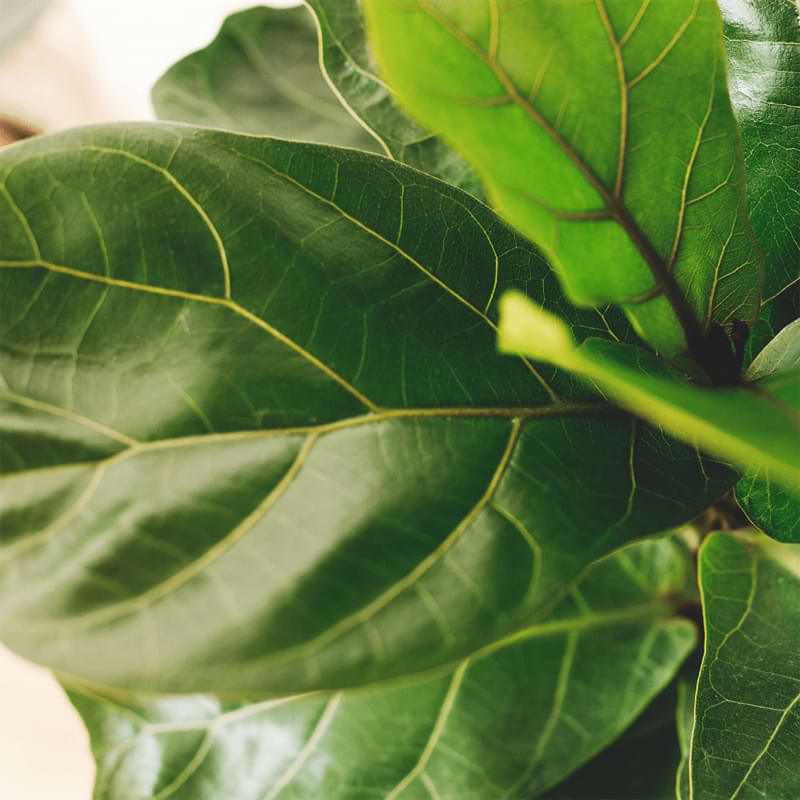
[736,319,800,543]
[151,6,377,151]
[362,0,763,364]
[546,680,684,800]
[691,532,800,799]
[498,292,800,489]
[0,124,730,695]
[305,0,484,197]
[68,536,696,800]
[744,285,799,367]
[721,0,800,304]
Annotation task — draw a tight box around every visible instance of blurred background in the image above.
[0,1,295,797]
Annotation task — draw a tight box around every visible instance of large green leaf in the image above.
[721,0,800,304]
[498,292,800,488]
[151,5,377,151]
[0,124,729,694]
[68,536,696,800]
[691,532,800,799]
[736,319,800,543]
[362,0,763,368]
[305,0,484,197]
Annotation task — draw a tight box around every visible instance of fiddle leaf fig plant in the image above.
[0,1,797,798]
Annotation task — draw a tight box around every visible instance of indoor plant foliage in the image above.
[0,0,798,798]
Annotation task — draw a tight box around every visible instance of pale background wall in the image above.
[0,1,296,798]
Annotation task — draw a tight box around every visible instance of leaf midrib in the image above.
[416,0,711,361]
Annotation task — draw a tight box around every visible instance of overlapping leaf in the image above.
[721,0,800,304]
[691,532,800,799]
[498,292,800,488]
[0,124,729,695]
[68,536,696,800]
[736,319,800,543]
[151,5,377,151]
[305,0,483,197]
[547,679,685,800]
[363,0,763,365]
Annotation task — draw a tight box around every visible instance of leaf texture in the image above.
[691,533,800,799]
[151,6,378,152]
[721,0,800,304]
[736,319,800,543]
[68,537,696,800]
[0,124,730,695]
[362,0,763,362]
[499,293,800,489]
[305,0,484,197]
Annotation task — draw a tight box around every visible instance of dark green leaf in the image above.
[721,0,800,304]
[306,0,484,197]
[151,6,377,151]
[546,680,685,800]
[0,124,730,694]
[498,292,800,489]
[68,536,697,800]
[736,319,800,543]
[362,0,763,363]
[692,532,800,799]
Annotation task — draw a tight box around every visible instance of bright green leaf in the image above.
[721,0,800,304]
[151,6,377,151]
[362,0,763,364]
[0,124,730,695]
[691,532,800,799]
[498,292,800,489]
[736,319,800,543]
[68,536,696,800]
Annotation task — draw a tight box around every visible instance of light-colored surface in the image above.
[0,645,94,799]
[0,1,297,798]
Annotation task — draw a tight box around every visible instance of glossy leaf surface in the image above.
[736,319,800,543]
[498,293,800,488]
[69,537,696,800]
[691,532,800,799]
[363,0,763,361]
[151,6,377,151]
[305,0,484,197]
[721,0,800,303]
[0,124,729,695]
